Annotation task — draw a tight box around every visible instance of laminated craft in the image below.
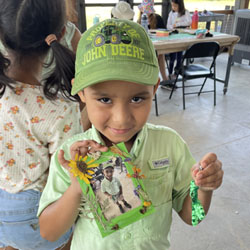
[69,142,155,237]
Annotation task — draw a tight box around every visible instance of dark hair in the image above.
[148,13,157,29]
[0,0,79,101]
[172,0,186,16]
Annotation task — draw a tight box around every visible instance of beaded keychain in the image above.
[189,165,206,226]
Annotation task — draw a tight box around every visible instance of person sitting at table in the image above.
[166,0,191,81]
[111,1,135,21]
[138,0,169,83]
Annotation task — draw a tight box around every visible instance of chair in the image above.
[232,9,250,65]
[169,42,220,109]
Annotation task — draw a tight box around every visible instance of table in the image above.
[151,32,240,94]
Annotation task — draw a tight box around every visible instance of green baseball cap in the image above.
[102,162,114,170]
[71,18,159,95]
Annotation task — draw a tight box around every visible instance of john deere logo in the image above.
[82,23,145,66]
[94,25,131,47]
[94,35,105,47]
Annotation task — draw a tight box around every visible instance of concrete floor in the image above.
[148,53,250,250]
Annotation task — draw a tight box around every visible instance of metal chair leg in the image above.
[169,76,178,99]
[198,77,208,95]
[214,77,216,106]
[154,93,159,116]
[214,78,216,106]
[214,66,216,106]
[182,78,185,110]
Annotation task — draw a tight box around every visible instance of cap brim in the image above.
[72,59,159,95]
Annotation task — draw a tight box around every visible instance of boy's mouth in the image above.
[109,127,131,135]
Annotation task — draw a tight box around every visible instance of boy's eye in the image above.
[131,97,143,103]
[98,98,111,104]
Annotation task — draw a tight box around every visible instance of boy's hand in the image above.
[191,153,223,191]
[58,149,82,194]
[58,140,108,193]
[69,140,108,160]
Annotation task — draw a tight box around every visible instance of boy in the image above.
[38,19,223,250]
[101,165,132,214]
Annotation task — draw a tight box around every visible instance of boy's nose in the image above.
[112,103,132,125]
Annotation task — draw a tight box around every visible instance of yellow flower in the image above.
[69,154,98,184]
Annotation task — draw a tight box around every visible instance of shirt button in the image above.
[124,232,131,239]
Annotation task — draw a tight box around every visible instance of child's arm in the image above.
[178,153,223,224]
[104,192,112,199]
[39,140,108,241]
[39,150,82,241]
[167,11,174,30]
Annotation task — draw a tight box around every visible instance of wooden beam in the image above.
[244,0,249,8]
[82,2,162,7]
[162,0,172,26]
[77,0,86,32]
[66,0,78,27]
[210,10,234,15]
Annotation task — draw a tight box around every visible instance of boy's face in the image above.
[79,80,156,150]
[103,167,114,181]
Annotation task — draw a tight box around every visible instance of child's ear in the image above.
[71,78,86,102]
[77,91,86,103]
[153,78,160,95]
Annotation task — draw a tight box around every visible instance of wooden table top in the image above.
[152,32,240,55]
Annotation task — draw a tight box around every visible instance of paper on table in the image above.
[177,28,197,35]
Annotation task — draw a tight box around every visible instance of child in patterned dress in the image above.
[0,0,83,249]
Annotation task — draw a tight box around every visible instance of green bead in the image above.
[190,180,205,226]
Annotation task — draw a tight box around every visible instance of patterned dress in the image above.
[0,82,82,193]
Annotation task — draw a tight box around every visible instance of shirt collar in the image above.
[91,124,148,158]
[130,124,147,158]
[91,125,106,145]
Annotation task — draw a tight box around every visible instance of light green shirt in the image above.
[101,177,121,196]
[38,123,195,250]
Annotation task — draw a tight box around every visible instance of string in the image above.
[190,180,205,226]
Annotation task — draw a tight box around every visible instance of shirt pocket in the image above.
[142,169,174,207]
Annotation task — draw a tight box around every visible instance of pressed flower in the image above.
[110,144,130,159]
[69,154,98,184]
[127,166,145,179]
[143,201,151,207]
[110,145,124,156]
